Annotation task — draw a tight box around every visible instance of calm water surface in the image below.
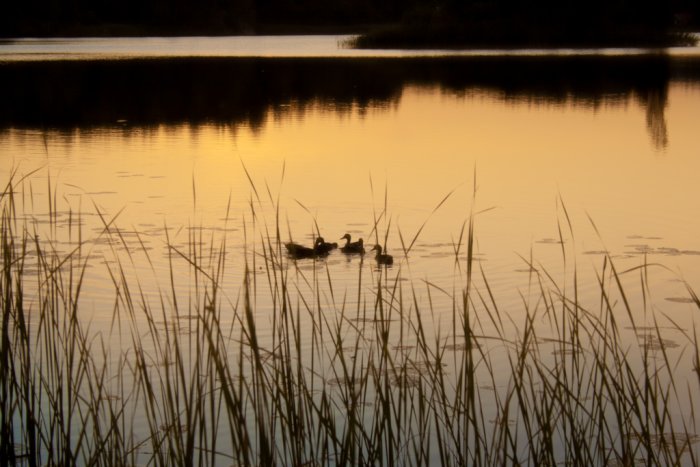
[2,41,700,330]
[2,36,700,463]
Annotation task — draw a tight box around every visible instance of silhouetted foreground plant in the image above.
[2,173,700,465]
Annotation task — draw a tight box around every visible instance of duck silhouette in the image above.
[285,237,336,259]
[371,244,393,265]
[314,237,338,255]
[285,241,317,259]
[340,233,365,254]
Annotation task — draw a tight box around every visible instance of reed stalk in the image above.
[0,174,699,466]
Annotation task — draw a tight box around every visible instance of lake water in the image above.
[3,36,700,464]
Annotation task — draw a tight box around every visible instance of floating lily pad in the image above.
[536,238,564,244]
[98,394,121,402]
[583,250,609,255]
[350,317,395,324]
[606,457,646,467]
[636,333,680,350]
[490,417,515,426]
[631,432,700,451]
[665,297,694,303]
[445,343,467,351]
[552,347,580,356]
[390,372,422,388]
[327,376,363,389]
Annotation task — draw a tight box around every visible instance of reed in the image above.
[1,173,699,466]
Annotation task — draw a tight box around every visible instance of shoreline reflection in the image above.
[3,55,700,148]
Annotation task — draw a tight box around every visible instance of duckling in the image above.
[340,233,365,254]
[314,237,338,255]
[371,245,393,265]
[285,241,316,259]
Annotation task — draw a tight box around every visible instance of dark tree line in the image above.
[1,0,697,40]
[354,0,699,47]
[1,0,399,36]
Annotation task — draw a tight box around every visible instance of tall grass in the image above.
[1,173,700,466]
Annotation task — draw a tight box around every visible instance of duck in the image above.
[340,233,365,254]
[285,241,317,259]
[314,237,338,255]
[371,244,393,265]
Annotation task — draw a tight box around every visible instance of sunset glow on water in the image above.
[3,40,700,464]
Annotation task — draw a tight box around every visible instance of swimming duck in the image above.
[371,245,393,265]
[314,237,338,255]
[285,241,317,259]
[340,233,365,254]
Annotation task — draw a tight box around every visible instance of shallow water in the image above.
[2,37,700,464]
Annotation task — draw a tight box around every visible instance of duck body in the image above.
[285,237,337,259]
[314,237,338,255]
[285,241,317,259]
[340,233,365,254]
[371,245,393,265]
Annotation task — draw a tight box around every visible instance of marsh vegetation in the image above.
[2,173,700,466]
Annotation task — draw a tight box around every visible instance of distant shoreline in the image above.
[0,23,373,40]
[350,25,698,50]
[1,23,697,51]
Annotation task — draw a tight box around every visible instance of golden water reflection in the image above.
[2,72,700,339]
[4,74,700,455]
[3,51,700,465]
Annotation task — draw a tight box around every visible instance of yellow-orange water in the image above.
[2,76,700,347]
[3,48,700,462]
